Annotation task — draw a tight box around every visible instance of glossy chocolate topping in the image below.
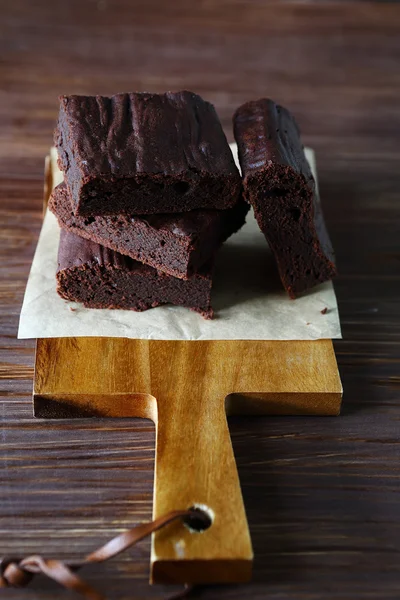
[58,91,239,179]
[233,98,313,185]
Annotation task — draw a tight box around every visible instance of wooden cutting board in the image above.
[34,151,342,585]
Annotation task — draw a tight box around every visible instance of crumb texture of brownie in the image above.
[49,183,248,279]
[56,230,214,318]
[55,90,241,215]
[233,97,337,298]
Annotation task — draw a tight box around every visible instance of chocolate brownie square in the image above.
[56,230,214,318]
[49,183,248,279]
[55,91,241,216]
[233,98,337,298]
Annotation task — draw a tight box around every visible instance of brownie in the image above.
[233,98,337,298]
[56,230,214,318]
[55,90,241,216]
[49,183,249,279]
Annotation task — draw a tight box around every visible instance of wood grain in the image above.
[34,334,341,583]
[1,1,400,598]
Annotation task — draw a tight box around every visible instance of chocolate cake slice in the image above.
[55,91,241,216]
[233,98,337,298]
[56,230,214,318]
[49,183,248,279]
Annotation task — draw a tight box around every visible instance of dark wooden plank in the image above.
[1,1,400,598]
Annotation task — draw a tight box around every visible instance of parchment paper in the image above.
[18,146,341,340]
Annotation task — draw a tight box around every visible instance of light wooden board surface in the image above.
[35,337,342,584]
[32,151,342,584]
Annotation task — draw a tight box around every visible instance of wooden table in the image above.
[1,2,399,598]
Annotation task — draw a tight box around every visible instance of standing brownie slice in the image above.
[49,183,248,279]
[56,230,214,318]
[233,98,337,298]
[55,91,241,216]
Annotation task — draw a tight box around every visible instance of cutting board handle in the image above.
[150,393,253,584]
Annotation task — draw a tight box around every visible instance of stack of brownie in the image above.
[49,91,248,318]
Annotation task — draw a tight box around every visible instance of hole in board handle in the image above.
[183,504,214,533]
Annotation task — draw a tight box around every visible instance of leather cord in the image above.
[0,508,209,599]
